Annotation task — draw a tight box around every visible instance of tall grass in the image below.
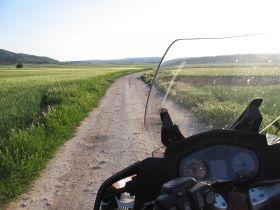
[0,65,150,207]
[161,82,280,130]
[143,66,280,134]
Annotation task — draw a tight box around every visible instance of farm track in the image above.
[6,73,160,210]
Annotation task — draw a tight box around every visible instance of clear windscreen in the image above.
[144,34,280,143]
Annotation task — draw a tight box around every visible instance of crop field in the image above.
[145,65,280,135]
[0,64,152,206]
[160,65,280,76]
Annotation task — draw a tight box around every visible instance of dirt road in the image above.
[6,73,160,210]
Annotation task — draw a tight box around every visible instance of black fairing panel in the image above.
[266,143,280,180]
[134,158,168,209]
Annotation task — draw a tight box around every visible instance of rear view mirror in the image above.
[94,162,140,210]
[100,176,136,210]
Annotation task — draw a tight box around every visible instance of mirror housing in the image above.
[94,162,140,210]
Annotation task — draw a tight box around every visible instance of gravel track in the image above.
[6,73,159,210]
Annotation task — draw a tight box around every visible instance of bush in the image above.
[16,63,23,68]
[141,73,154,85]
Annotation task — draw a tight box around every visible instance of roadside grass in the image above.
[161,83,280,131]
[142,65,280,134]
[0,64,154,207]
[140,72,154,85]
[160,65,280,77]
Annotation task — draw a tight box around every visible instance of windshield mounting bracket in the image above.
[160,108,185,147]
[230,98,263,133]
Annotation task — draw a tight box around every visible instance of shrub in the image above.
[16,63,23,68]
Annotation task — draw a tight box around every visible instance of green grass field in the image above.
[145,65,280,134]
[0,64,153,207]
[159,65,280,77]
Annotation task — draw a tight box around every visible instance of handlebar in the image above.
[151,177,215,210]
[151,178,280,210]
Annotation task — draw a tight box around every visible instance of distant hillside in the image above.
[68,54,280,66]
[66,57,161,65]
[0,49,59,64]
[164,54,280,66]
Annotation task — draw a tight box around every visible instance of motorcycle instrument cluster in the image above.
[179,157,208,180]
[178,145,259,182]
[231,152,257,174]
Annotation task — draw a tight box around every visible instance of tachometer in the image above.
[231,152,258,176]
[179,157,208,180]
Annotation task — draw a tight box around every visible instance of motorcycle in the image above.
[94,34,280,210]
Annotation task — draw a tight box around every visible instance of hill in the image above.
[0,49,59,64]
[164,54,280,66]
[68,54,280,66]
[66,57,161,65]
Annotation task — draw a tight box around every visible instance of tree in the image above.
[16,63,23,68]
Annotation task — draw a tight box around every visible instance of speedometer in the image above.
[231,152,258,176]
[179,157,208,180]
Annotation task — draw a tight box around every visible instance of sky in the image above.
[1,0,280,61]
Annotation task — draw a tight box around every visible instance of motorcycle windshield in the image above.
[144,34,280,143]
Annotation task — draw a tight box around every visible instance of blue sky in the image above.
[1,0,279,61]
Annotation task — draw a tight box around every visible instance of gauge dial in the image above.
[231,152,258,175]
[179,157,208,180]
